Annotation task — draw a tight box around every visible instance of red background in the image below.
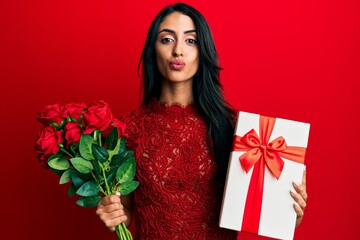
[1,0,359,239]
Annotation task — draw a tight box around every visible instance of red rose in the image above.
[64,122,82,147]
[34,125,64,166]
[64,102,86,120]
[102,118,128,138]
[82,100,113,134]
[36,103,66,125]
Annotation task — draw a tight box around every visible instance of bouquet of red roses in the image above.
[34,100,137,240]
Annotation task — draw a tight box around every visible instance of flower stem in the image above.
[93,130,102,146]
[59,146,74,158]
[100,164,111,195]
[96,134,132,240]
[90,172,106,195]
[98,131,102,146]
[115,223,132,240]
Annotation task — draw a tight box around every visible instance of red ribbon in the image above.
[232,115,306,234]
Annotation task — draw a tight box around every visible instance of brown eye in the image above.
[160,38,174,44]
[186,39,197,44]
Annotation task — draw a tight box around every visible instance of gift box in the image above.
[219,111,310,240]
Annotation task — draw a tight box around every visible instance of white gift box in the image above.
[219,111,310,240]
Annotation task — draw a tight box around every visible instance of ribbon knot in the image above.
[259,144,267,152]
[231,114,307,234]
[232,116,306,180]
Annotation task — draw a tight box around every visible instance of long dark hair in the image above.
[138,2,236,183]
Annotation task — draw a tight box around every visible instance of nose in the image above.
[172,41,183,57]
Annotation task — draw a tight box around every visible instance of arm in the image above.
[291,169,308,227]
[96,192,133,231]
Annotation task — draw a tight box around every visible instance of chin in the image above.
[164,73,194,83]
[166,77,193,83]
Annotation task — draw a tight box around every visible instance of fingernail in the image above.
[115,191,121,196]
[294,202,300,208]
[304,165,306,171]
[290,189,297,195]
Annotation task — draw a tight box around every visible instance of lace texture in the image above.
[120,99,237,240]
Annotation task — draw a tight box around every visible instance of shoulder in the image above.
[119,108,140,125]
[118,107,143,135]
[117,105,151,150]
[118,104,152,127]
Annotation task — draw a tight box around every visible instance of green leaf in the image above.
[70,170,86,189]
[48,157,69,170]
[103,152,129,186]
[59,169,72,184]
[68,183,77,196]
[76,181,100,197]
[110,154,127,168]
[76,195,101,208]
[106,128,118,150]
[92,144,109,163]
[105,167,117,185]
[70,157,93,174]
[118,137,127,154]
[117,181,139,195]
[92,158,101,176]
[79,134,94,160]
[120,149,134,161]
[98,175,104,186]
[107,138,121,160]
[116,157,136,183]
[48,151,66,160]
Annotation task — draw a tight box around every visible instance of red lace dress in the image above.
[120,99,238,240]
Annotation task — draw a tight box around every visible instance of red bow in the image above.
[232,115,306,234]
[232,116,306,179]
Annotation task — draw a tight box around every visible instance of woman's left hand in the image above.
[291,168,308,227]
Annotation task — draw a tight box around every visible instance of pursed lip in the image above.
[169,60,185,70]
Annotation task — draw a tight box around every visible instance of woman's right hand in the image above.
[96,192,128,232]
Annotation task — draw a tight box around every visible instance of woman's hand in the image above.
[96,192,128,232]
[291,169,308,227]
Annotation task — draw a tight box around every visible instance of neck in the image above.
[159,80,193,106]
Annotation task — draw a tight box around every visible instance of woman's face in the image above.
[155,12,199,84]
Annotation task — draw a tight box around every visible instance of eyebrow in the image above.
[158,28,197,34]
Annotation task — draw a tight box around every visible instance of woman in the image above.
[96,3,307,239]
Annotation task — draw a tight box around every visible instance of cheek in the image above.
[156,55,166,76]
[155,47,168,70]
[189,52,199,73]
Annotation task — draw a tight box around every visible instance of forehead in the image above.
[158,12,196,32]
